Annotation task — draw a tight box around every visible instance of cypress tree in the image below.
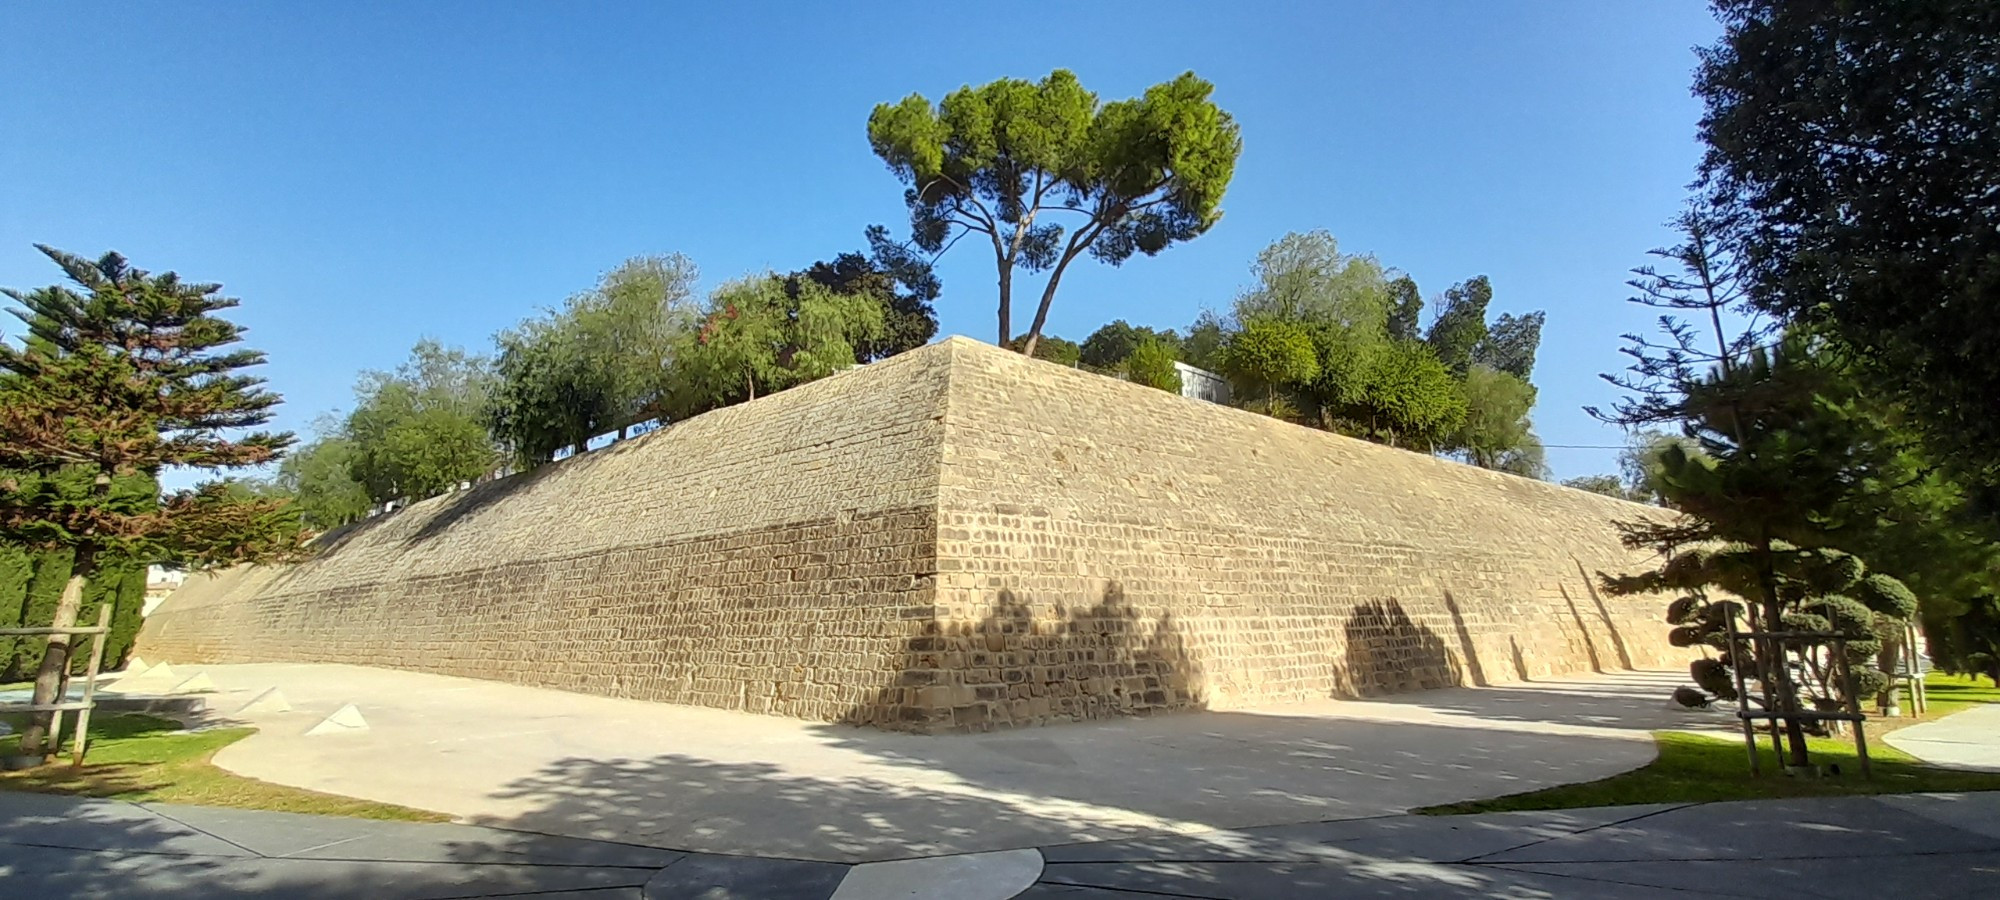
[104,564,148,670]
[0,544,30,680]
[12,550,72,681]
[71,558,131,675]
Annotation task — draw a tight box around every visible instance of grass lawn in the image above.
[1917,671,2000,717]
[1421,671,2000,815]
[1,712,445,822]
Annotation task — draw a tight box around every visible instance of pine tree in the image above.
[1595,209,1920,770]
[0,246,297,761]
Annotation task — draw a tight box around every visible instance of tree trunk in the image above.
[997,262,1013,349]
[19,546,94,760]
[1018,242,1090,361]
[1877,635,1903,714]
[1762,596,1812,769]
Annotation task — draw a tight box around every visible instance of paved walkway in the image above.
[1886,704,2000,772]
[4,789,1996,898]
[122,663,1735,862]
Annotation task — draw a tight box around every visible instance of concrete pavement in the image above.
[1886,704,2000,772]
[4,789,1996,898]
[145,663,1736,861]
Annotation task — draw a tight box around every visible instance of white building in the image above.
[1175,361,1232,405]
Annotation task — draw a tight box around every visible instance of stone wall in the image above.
[142,337,1682,732]
[143,346,952,724]
[902,341,1682,731]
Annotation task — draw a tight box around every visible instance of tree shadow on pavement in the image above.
[1354,670,1723,732]
[0,790,664,899]
[472,709,1666,864]
[428,584,1681,864]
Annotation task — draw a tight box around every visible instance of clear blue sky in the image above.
[0,2,1720,483]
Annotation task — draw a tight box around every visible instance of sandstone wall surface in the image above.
[143,337,1680,732]
[141,347,951,723]
[896,339,1681,730]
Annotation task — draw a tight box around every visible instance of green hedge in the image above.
[0,547,152,682]
[0,545,30,677]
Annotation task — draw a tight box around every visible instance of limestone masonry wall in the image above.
[143,337,1682,732]
[143,347,951,724]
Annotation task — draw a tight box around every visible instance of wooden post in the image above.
[44,705,65,766]
[1906,621,1928,716]
[1759,633,1785,763]
[1834,636,1871,778]
[1727,611,1760,775]
[69,605,113,768]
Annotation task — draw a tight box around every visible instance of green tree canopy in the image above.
[869,69,1241,357]
[1447,364,1538,471]
[1180,310,1228,372]
[1232,231,1391,332]
[1696,0,2000,501]
[1384,275,1423,341]
[1222,318,1317,416]
[661,274,885,420]
[1188,235,1535,465]
[345,340,499,503]
[1424,276,1491,378]
[1562,474,1634,500]
[1338,339,1466,450]
[1080,319,1181,371]
[274,433,371,532]
[1123,336,1183,393]
[489,254,700,465]
[1006,333,1082,366]
[1474,311,1545,380]
[799,227,940,363]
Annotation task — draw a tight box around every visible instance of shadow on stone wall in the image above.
[1339,599,1463,697]
[402,464,560,547]
[1576,559,1635,670]
[846,582,1206,732]
[281,462,564,561]
[1560,584,1605,673]
[1440,590,1489,687]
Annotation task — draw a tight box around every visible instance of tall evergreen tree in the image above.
[0,544,29,676]
[0,246,296,761]
[800,228,941,363]
[1384,275,1423,342]
[1595,212,1941,769]
[1424,276,1492,378]
[1604,337,1919,768]
[1696,0,2000,500]
[1475,311,1546,380]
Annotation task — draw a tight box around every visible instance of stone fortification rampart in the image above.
[142,337,1680,731]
